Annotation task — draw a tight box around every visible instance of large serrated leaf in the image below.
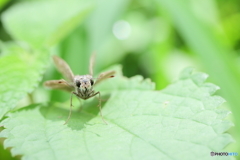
[0,49,48,119]
[1,0,93,48]
[0,68,233,160]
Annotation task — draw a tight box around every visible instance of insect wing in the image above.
[52,56,74,82]
[94,70,115,86]
[44,80,74,92]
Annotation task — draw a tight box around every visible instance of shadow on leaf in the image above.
[39,94,110,130]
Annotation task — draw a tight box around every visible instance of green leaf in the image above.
[0,68,233,160]
[0,47,48,119]
[1,0,93,48]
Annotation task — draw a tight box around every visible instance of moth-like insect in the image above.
[44,55,115,124]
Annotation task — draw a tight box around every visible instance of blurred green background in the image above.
[0,0,240,159]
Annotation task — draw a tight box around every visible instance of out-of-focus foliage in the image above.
[0,0,239,159]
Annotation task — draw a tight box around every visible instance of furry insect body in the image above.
[73,75,95,99]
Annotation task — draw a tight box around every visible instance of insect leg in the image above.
[64,91,76,125]
[95,92,107,125]
[85,91,108,124]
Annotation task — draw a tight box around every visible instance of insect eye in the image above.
[76,81,81,88]
[90,79,94,86]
